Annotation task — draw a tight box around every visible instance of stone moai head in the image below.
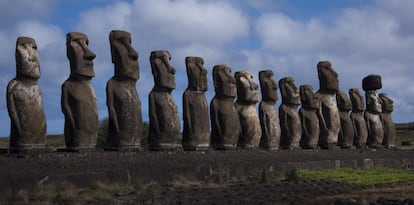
[379,93,393,113]
[300,85,319,110]
[16,37,40,80]
[349,88,364,112]
[66,32,96,79]
[109,30,139,80]
[150,50,176,90]
[336,90,352,111]
[235,71,259,103]
[362,75,382,114]
[185,56,207,91]
[259,70,278,103]
[279,77,300,106]
[212,64,237,98]
[317,61,339,94]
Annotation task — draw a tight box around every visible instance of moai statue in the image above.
[316,61,340,149]
[362,75,384,148]
[182,56,210,151]
[234,71,261,148]
[379,93,396,148]
[210,65,241,150]
[279,77,302,149]
[106,30,143,150]
[336,90,355,148]
[62,32,99,149]
[7,37,46,150]
[299,85,319,149]
[148,50,181,151]
[258,70,281,150]
[349,88,368,148]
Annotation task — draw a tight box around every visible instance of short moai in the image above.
[106,30,143,150]
[258,70,281,150]
[182,56,210,151]
[148,50,181,151]
[299,85,320,149]
[379,93,396,148]
[336,90,355,149]
[316,61,340,149]
[349,88,368,148]
[279,77,302,149]
[362,75,384,148]
[234,71,261,148]
[7,37,47,150]
[61,32,99,149]
[210,65,241,150]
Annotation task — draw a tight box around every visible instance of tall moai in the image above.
[299,85,320,149]
[349,88,368,148]
[62,32,99,149]
[106,30,143,150]
[258,70,281,150]
[316,61,340,149]
[336,90,355,148]
[379,93,396,148]
[7,37,47,150]
[148,50,181,151]
[182,56,210,151]
[362,75,384,148]
[279,77,302,149]
[234,71,261,148]
[210,65,241,150]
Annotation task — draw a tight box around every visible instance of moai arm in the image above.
[106,82,119,132]
[149,94,159,133]
[260,107,269,137]
[300,112,310,138]
[7,82,22,137]
[61,83,76,131]
[183,94,193,134]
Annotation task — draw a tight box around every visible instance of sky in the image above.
[0,0,413,136]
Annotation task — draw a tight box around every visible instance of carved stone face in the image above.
[349,88,365,112]
[66,32,96,78]
[16,37,40,79]
[300,85,319,110]
[186,56,207,91]
[235,71,259,103]
[150,50,176,90]
[259,70,278,103]
[212,64,236,98]
[336,90,352,111]
[366,90,382,113]
[279,77,300,106]
[317,61,339,94]
[109,30,139,80]
[379,93,393,112]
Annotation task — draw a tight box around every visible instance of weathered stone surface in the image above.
[379,93,396,148]
[210,64,240,150]
[336,90,354,148]
[148,50,181,151]
[362,75,382,91]
[279,77,301,149]
[62,32,99,148]
[349,88,368,148]
[7,37,46,149]
[299,85,319,149]
[258,70,280,150]
[106,30,143,149]
[364,81,384,148]
[316,61,340,149]
[234,71,261,148]
[182,56,210,151]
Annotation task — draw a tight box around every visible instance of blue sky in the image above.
[0,0,413,136]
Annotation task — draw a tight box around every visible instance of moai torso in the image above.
[148,50,181,151]
[258,70,280,150]
[336,90,354,148]
[363,75,384,148]
[182,56,210,151]
[299,85,319,149]
[62,32,98,149]
[379,93,396,148]
[349,88,368,148]
[235,71,261,148]
[279,77,301,149]
[7,37,46,149]
[316,61,340,149]
[106,30,143,149]
[210,64,240,150]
